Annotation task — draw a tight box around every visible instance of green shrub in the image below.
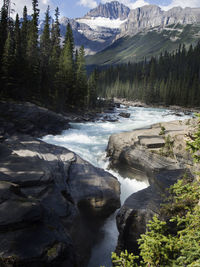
[187,113,200,163]
[159,124,166,135]
[111,250,139,267]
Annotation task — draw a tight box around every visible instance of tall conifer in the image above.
[40,6,51,65]
[0,4,8,60]
[13,14,21,95]
[21,6,28,58]
[58,23,75,107]
[50,7,61,74]
[1,30,15,97]
[76,46,87,107]
[27,0,40,98]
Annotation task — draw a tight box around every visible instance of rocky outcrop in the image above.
[119,5,200,37]
[0,135,120,266]
[0,101,70,138]
[107,119,195,169]
[107,118,197,254]
[85,1,130,20]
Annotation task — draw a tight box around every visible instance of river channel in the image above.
[42,105,190,267]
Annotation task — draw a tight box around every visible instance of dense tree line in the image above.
[98,43,200,107]
[0,0,97,111]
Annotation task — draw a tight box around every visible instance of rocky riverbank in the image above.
[0,101,121,266]
[114,97,200,114]
[107,117,199,254]
[0,99,120,139]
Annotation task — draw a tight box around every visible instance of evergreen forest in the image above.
[97,44,200,107]
[0,0,97,111]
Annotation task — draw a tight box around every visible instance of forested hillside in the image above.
[0,0,97,111]
[86,24,200,67]
[97,43,200,107]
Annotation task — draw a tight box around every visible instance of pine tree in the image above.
[88,69,98,107]
[13,13,22,96]
[40,6,51,101]
[57,22,75,108]
[26,0,40,99]
[50,7,61,72]
[0,0,9,60]
[20,6,29,98]
[27,0,39,62]
[21,6,28,58]
[40,6,51,66]
[50,7,61,106]
[75,46,87,107]
[64,22,74,54]
[1,29,15,98]
[74,49,78,73]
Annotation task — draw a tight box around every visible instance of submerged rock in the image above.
[119,112,131,118]
[0,135,120,266]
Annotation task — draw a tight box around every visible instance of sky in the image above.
[1,0,200,19]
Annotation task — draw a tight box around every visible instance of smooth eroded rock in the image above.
[0,135,120,266]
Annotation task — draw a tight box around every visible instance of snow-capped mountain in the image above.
[57,1,200,56]
[84,1,130,20]
[59,1,129,55]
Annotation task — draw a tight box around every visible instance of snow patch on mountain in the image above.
[76,17,127,29]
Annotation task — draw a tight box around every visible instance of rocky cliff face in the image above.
[119,5,200,36]
[85,1,130,20]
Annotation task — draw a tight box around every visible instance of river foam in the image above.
[42,106,191,267]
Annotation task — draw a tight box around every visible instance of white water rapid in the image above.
[42,106,191,267]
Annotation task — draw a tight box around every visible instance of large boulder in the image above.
[0,101,70,138]
[0,135,120,266]
[0,179,76,267]
[69,156,121,218]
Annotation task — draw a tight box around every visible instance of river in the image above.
[42,105,190,267]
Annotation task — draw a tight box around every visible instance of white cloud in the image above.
[78,0,98,9]
[100,0,200,10]
[129,0,149,9]
[101,0,150,9]
[0,0,54,18]
[161,0,200,10]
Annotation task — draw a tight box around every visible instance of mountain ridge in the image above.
[84,1,130,20]
[52,1,200,57]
